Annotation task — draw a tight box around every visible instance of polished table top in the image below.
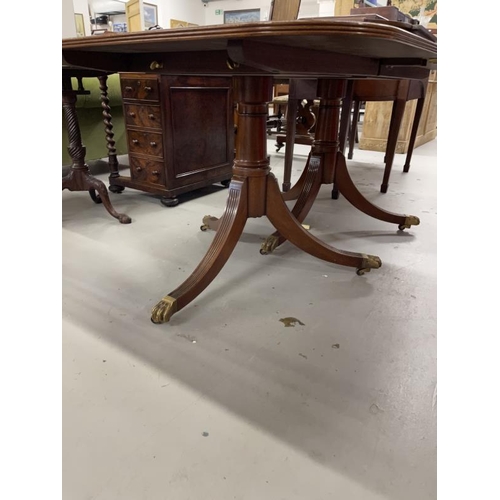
[62,18,436,80]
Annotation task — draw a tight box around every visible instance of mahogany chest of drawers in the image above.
[111,73,234,206]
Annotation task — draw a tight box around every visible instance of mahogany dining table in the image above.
[62,16,437,323]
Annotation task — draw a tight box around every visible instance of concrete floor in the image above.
[63,138,437,500]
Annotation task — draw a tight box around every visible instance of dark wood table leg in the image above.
[272,79,422,235]
[97,74,124,194]
[62,78,131,224]
[335,151,419,230]
[348,99,361,160]
[281,96,299,192]
[151,76,383,324]
[332,79,354,200]
[403,96,425,173]
[261,79,345,253]
[381,97,406,193]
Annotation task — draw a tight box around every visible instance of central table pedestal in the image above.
[151,76,417,324]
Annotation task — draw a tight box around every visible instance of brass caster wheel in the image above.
[356,268,370,276]
[357,254,382,276]
[200,224,208,231]
[260,235,279,255]
[398,215,420,231]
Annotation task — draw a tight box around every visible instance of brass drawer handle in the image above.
[151,170,160,176]
[150,141,157,147]
[125,86,133,91]
[128,111,136,117]
[148,114,155,120]
[132,139,139,144]
[144,86,152,92]
[135,166,143,172]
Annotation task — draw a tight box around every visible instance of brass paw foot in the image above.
[356,254,382,276]
[151,296,178,324]
[398,215,420,231]
[260,235,280,255]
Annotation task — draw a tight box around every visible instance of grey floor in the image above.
[63,137,437,500]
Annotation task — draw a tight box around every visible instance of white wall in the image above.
[204,0,271,25]
[204,0,322,25]
[153,0,205,28]
[73,0,92,36]
[63,0,77,38]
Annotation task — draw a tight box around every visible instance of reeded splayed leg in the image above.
[152,75,274,323]
[261,79,346,253]
[261,154,322,254]
[334,151,419,230]
[265,174,381,274]
[151,178,248,323]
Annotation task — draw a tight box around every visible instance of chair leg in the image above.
[403,96,425,173]
[348,100,360,160]
[282,97,299,192]
[381,98,406,193]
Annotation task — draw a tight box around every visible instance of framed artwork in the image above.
[113,23,128,32]
[391,0,437,28]
[224,9,261,24]
[170,19,198,28]
[74,13,85,37]
[143,3,158,28]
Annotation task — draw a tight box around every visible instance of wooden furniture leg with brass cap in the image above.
[280,79,420,232]
[62,73,131,224]
[152,76,273,323]
[334,151,419,230]
[152,178,249,323]
[152,76,384,323]
[261,79,346,253]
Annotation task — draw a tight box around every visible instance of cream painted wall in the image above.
[156,0,205,27]
[63,0,77,38]
[73,0,92,36]
[204,0,321,25]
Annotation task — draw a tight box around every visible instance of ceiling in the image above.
[89,0,127,15]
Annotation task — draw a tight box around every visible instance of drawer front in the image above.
[124,104,161,129]
[121,78,159,101]
[129,156,165,186]
[127,130,163,158]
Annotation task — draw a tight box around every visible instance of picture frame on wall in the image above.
[143,3,158,28]
[223,9,261,24]
[74,13,85,37]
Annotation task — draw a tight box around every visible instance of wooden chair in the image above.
[342,78,428,194]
